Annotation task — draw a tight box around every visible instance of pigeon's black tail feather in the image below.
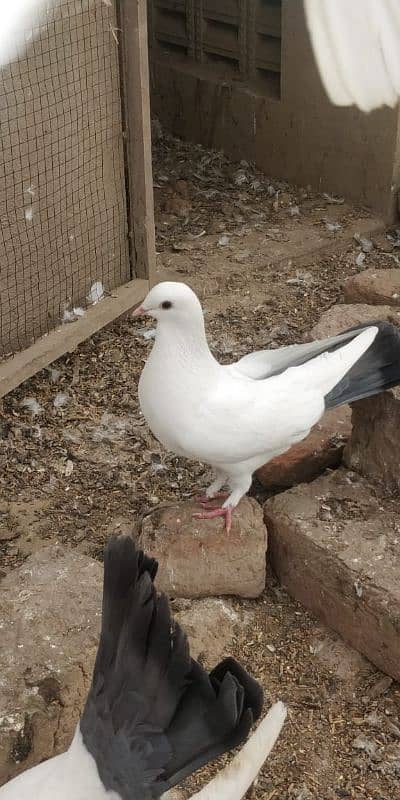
[325,321,400,409]
[156,657,263,794]
[80,535,263,800]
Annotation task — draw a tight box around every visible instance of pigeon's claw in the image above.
[193,505,233,534]
[196,491,230,505]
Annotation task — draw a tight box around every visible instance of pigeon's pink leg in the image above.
[193,505,233,534]
[196,491,230,505]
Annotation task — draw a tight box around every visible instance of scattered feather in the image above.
[288,205,300,216]
[87,281,105,305]
[267,184,276,197]
[322,192,344,204]
[387,229,400,248]
[354,233,374,253]
[286,271,315,287]
[172,242,192,252]
[109,24,120,44]
[54,392,70,409]
[141,328,156,340]
[325,221,342,233]
[49,368,61,383]
[25,185,35,198]
[309,641,324,655]
[202,189,219,200]
[356,252,366,269]
[62,307,85,323]
[151,462,168,474]
[382,252,400,267]
[352,735,377,756]
[218,234,230,247]
[64,459,74,477]
[31,425,42,441]
[25,206,33,222]
[20,397,42,416]
[233,169,248,186]
[187,230,206,239]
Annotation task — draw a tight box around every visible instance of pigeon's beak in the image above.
[132,305,146,317]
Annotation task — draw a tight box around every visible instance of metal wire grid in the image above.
[0,0,130,357]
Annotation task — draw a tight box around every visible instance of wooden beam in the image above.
[0,279,148,399]
[119,0,157,285]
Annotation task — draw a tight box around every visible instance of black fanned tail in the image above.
[80,535,263,800]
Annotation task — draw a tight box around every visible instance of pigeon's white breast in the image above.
[138,357,209,458]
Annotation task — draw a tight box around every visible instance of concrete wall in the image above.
[149,1,400,221]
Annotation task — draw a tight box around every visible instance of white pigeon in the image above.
[0,535,286,800]
[304,0,400,112]
[134,282,400,532]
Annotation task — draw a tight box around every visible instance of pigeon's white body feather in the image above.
[0,727,116,800]
[304,0,400,112]
[138,283,378,508]
[141,324,375,469]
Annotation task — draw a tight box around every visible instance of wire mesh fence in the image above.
[0,0,131,358]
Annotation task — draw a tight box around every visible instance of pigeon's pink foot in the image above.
[195,491,230,505]
[193,505,233,534]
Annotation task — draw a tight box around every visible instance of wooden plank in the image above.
[0,279,148,399]
[119,0,157,286]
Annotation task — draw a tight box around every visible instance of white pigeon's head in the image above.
[133,281,203,323]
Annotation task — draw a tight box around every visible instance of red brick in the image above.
[256,406,351,489]
[264,469,400,682]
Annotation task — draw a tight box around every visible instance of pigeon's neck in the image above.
[153,316,216,369]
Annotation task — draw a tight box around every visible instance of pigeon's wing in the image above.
[232,329,359,380]
[80,535,263,800]
[304,0,400,112]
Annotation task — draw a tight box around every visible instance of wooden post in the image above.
[119,0,156,285]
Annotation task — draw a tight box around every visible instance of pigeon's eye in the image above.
[161,300,172,310]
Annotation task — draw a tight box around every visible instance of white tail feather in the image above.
[188,702,287,800]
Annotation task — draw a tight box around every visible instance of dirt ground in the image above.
[1,126,400,799]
